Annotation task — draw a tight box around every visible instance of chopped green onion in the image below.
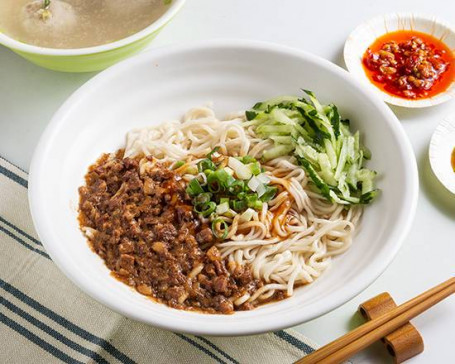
[237,192,246,200]
[186,178,204,196]
[256,183,267,198]
[195,172,207,186]
[224,167,234,176]
[259,186,278,202]
[211,218,229,240]
[198,159,216,172]
[195,201,216,217]
[253,201,263,210]
[217,169,235,186]
[241,155,257,164]
[207,180,221,193]
[172,160,185,170]
[256,173,271,184]
[246,194,263,210]
[231,199,247,211]
[223,209,237,218]
[186,166,198,175]
[239,208,256,222]
[186,149,274,235]
[247,176,261,192]
[206,146,220,158]
[249,162,261,175]
[207,169,235,192]
[216,202,230,215]
[228,180,245,195]
[228,157,252,180]
[193,192,212,206]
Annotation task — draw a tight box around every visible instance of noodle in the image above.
[124,106,363,305]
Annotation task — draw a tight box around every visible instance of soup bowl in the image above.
[0,0,185,73]
[29,40,419,335]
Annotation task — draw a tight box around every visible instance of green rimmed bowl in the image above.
[0,0,185,73]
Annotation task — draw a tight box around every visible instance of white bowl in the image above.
[429,115,455,194]
[29,40,419,336]
[344,13,455,108]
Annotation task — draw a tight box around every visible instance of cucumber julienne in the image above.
[244,90,378,205]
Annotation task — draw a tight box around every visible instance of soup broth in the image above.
[0,0,170,49]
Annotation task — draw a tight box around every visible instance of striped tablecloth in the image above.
[0,156,319,364]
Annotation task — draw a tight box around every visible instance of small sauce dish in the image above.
[344,13,455,108]
[429,115,455,194]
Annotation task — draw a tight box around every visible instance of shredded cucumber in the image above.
[245,90,378,205]
[263,144,295,161]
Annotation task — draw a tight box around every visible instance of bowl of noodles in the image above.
[29,40,418,335]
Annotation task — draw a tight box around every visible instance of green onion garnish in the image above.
[207,180,221,193]
[186,153,275,240]
[227,180,245,195]
[207,169,234,192]
[198,159,216,172]
[186,166,198,175]
[193,192,212,206]
[172,160,185,169]
[206,146,220,158]
[195,173,207,186]
[215,201,230,215]
[211,218,229,240]
[249,162,261,176]
[195,201,216,217]
[249,201,263,210]
[242,155,257,164]
[186,178,204,196]
[245,194,263,210]
[260,186,278,202]
[232,199,247,211]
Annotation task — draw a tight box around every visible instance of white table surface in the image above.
[1,1,454,363]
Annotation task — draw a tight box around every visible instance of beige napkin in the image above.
[0,156,319,364]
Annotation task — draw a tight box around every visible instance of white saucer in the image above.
[344,13,455,108]
[429,115,455,194]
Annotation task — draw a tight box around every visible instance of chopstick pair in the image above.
[296,277,455,364]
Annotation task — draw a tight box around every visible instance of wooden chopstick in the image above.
[296,277,455,364]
